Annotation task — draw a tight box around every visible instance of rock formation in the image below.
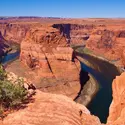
[2,90,101,125]
[107,72,125,125]
[0,31,10,58]
[86,27,125,67]
[0,23,31,43]
[19,25,81,99]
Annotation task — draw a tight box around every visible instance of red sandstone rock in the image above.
[0,23,31,43]
[2,90,101,125]
[0,31,10,57]
[19,25,81,99]
[2,72,125,125]
[86,28,125,67]
[107,72,125,125]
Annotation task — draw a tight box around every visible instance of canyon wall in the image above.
[86,26,125,67]
[0,22,39,43]
[107,72,125,125]
[19,24,81,99]
[0,31,10,58]
[1,18,125,67]
[47,22,125,68]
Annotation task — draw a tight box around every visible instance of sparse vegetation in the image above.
[75,47,93,54]
[0,65,6,81]
[71,44,93,55]
[82,48,93,54]
[0,64,27,117]
[9,42,20,51]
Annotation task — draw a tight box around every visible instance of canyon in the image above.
[0,17,125,125]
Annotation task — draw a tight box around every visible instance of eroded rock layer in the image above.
[0,31,10,58]
[86,26,125,67]
[19,25,81,99]
[3,90,101,125]
[0,23,32,43]
[107,72,125,125]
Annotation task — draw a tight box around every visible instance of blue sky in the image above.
[0,0,125,18]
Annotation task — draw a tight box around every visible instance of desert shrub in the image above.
[83,48,93,54]
[0,65,6,80]
[0,80,27,108]
[76,47,93,54]
[0,64,28,116]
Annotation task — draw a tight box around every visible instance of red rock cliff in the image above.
[0,22,34,43]
[0,31,10,57]
[86,26,125,67]
[107,72,125,125]
[20,24,81,99]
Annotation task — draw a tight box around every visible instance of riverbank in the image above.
[1,42,20,64]
[72,45,123,73]
[74,49,121,123]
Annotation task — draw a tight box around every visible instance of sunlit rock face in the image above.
[19,25,81,99]
[86,27,125,67]
[0,23,32,43]
[3,90,101,125]
[107,72,125,125]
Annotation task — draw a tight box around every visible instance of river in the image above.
[1,51,20,64]
[76,51,121,123]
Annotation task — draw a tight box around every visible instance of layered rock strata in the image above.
[20,25,81,99]
[2,90,101,125]
[0,31,10,58]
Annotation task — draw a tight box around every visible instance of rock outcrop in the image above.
[2,90,101,125]
[86,27,125,67]
[0,23,31,43]
[0,31,10,58]
[107,72,125,125]
[19,25,81,99]
[2,70,125,125]
[7,72,36,97]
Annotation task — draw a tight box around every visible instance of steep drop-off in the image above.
[2,90,101,125]
[0,31,10,59]
[1,72,125,125]
[74,51,120,123]
[19,25,81,99]
[0,22,33,43]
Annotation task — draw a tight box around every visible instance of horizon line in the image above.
[1,16,125,19]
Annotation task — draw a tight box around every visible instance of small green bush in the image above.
[0,65,6,80]
[0,64,28,116]
[0,80,27,108]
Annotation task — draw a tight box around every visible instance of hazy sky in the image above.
[0,0,125,18]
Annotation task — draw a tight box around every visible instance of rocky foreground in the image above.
[0,72,125,125]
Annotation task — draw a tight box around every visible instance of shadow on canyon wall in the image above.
[0,32,10,61]
[74,69,90,100]
[52,24,71,43]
